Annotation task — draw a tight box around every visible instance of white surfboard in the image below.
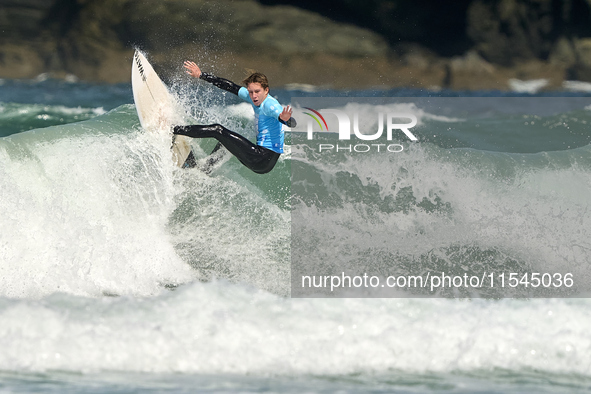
[131,50,193,167]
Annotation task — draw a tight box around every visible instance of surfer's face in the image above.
[247,83,269,106]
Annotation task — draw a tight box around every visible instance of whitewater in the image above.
[0,77,590,393]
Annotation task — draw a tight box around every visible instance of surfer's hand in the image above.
[279,105,292,122]
[184,61,201,78]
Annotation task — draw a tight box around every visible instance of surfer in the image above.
[173,61,296,174]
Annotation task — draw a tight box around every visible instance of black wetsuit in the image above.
[174,72,295,174]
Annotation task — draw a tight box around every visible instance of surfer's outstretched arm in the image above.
[184,60,241,95]
[199,73,241,95]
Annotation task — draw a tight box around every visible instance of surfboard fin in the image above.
[210,142,222,155]
[177,142,225,172]
[182,150,197,168]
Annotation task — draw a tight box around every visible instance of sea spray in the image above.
[0,111,195,298]
[1,82,591,392]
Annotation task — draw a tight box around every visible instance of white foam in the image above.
[0,282,588,376]
[284,83,319,92]
[0,123,196,298]
[225,102,254,118]
[291,140,591,297]
[508,78,549,93]
[563,80,591,92]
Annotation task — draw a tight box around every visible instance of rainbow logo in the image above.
[303,107,329,131]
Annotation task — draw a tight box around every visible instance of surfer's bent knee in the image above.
[173,125,195,136]
[210,124,225,134]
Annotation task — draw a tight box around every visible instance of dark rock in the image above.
[0,0,591,88]
[549,36,577,67]
[123,1,389,57]
[466,0,591,66]
[467,0,553,64]
[0,0,54,39]
[566,38,591,81]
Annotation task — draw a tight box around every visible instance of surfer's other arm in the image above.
[184,60,241,95]
[279,105,297,128]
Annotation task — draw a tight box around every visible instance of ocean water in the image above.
[0,76,591,393]
[290,97,591,298]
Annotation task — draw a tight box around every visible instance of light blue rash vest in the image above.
[238,87,284,153]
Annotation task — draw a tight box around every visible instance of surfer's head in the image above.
[243,72,269,90]
[243,72,270,106]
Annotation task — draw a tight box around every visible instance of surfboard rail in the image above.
[131,50,193,167]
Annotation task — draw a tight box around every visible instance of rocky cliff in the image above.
[1,0,591,90]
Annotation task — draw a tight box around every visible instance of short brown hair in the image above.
[242,72,269,90]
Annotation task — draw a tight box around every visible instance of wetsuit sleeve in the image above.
[199,72,241,95]
[279,117,297,128]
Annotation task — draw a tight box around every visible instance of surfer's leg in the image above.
[173,124,280,174]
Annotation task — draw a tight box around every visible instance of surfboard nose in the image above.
[134,51,147,81]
